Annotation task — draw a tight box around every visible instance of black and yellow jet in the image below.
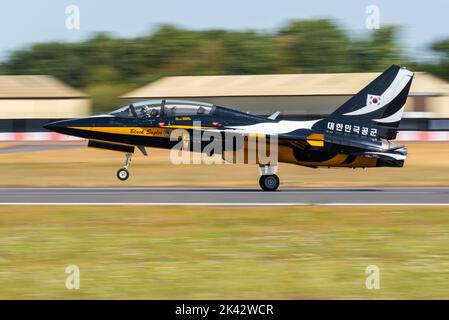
[45,65,413,191]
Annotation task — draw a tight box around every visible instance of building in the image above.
[0,75,90,119]
[122,72,449,118]
[0,75,90,135]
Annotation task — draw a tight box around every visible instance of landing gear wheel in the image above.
[117,168,129,181]
[259,174,280,191]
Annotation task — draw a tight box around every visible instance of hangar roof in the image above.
[122,72,449,99]
[0,75,87,98]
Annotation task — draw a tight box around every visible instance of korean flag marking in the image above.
[367,94,382,108]
[343,94,385,116]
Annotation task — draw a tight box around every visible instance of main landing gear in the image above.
[117,153,132,181]
[258,165,280,191]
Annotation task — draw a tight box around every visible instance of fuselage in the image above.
[45,99,406,169]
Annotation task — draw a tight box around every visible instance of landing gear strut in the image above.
[258,165,280,191]
[117,153,132,181]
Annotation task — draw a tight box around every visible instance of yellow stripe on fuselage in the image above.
[68,126,172,137]
[307,133,324,147]
[68,125,217,137]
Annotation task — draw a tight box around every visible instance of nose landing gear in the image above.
[117,153,132,181]
[258,165,280,191]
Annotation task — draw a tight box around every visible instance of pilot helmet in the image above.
[142,106,150,115]
[150,108,158,116]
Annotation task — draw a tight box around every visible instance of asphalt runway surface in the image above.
[0,142,83,154]
[0,186,448,205]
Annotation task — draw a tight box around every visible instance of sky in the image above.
[0,0,448,61]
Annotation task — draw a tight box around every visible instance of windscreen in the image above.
[109,100,214,118]
[109,100,162,118]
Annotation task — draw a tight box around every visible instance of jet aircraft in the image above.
[45,65,414,191]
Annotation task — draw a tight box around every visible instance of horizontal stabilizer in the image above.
[268,111,281,120]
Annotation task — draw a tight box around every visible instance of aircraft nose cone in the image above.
[43,117,98,139]
[43,119,69,132]
[43,122,55,130]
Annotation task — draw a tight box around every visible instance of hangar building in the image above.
[0,75,90,133]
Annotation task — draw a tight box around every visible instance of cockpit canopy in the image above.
[109,99,214,119]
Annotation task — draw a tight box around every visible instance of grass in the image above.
[0,142,449,187]
[1,205,449,299]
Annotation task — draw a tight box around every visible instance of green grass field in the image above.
[1,205,449,299]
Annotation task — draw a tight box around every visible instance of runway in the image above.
[0,186,449,205]
[0,142,83,154]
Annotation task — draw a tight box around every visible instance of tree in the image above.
[279,19,352,73]
[4,42,85,87]
[424,39,449,81]
[215,31,279,74]
[350,26,403,72]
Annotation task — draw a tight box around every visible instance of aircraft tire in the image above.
[117,168,129,181]
[259,174,280,191]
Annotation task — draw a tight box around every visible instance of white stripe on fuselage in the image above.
[228,120,320,135]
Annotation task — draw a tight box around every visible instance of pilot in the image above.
[142,106,159,118]
[142,106,151,118]
[150,108,159,118]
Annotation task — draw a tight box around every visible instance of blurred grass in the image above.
[1,205,449,299]
[0,142,449,187]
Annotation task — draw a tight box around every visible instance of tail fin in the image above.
[328,65,414,139]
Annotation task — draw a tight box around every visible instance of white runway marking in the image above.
[1,202,449,206]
